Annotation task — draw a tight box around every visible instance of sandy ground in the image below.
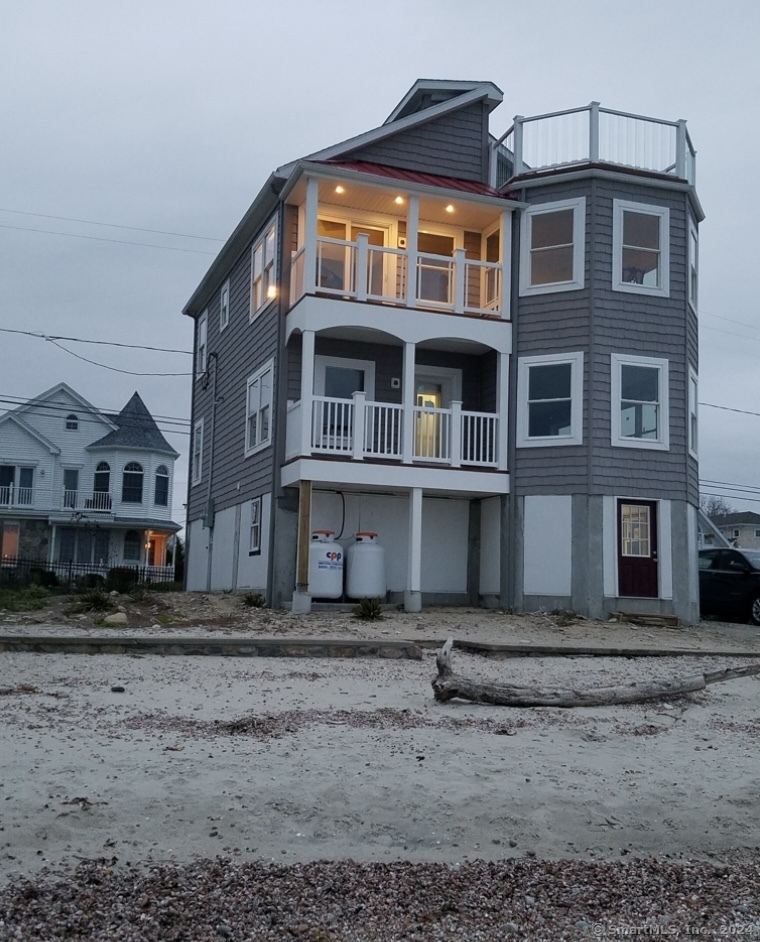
[3,644,760,889]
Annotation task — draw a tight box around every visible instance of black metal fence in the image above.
[0,557,176,591]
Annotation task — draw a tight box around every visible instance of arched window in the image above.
[65,414,78,431]
[121,462,143,503]
[154,465,169,507]
[93,462,111,510]
[123,530,141,561]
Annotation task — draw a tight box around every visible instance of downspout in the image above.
[204,352,220,592]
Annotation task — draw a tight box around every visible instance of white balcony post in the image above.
[405,196,419,308]
[499,209,511,319]
[404,486,423,612]
[402,341,416,464]
[355,233,369,302]
[513,116,524,176]
[497,351,509,471]
[304,177,319,295]
[453,248,466,314]
[352,390,366,460]
[676,119,687,180]
[450,400,462,468]
[589,101,600,163]
[300,329,316,456]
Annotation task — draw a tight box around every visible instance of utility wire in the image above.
[45,339,193,376]
[0,208,224,242]
[0,395,190,427]
[0,222,217,255]
[0,327,191,355]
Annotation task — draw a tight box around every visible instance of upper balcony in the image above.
[284,165,516,321]
[493,102,696,188]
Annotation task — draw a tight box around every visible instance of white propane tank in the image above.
[308,530,344,599]
[346,531,386,599]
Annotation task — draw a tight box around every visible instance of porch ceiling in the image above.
[307,325,493,355]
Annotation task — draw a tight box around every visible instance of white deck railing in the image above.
[291,236,503,317]
[493,102,696,186]
[0,485,33,507]
[297,395,499,468]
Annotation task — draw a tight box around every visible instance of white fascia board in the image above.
[14,383,116,431]
[281,458,509,496]
[0,412,61,454]
[280,160,526,212]
[384,80,504,124]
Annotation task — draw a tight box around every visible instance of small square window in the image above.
[65,413,79,430]
[516,352,584,447]
[612,201,670,297]
[611,354,669,450]
[519,198,585,296]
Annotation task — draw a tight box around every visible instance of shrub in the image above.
[352,597,384,621]
[65,589,114,614]
[0,585,52,612]
[243,591,266,608]
[29,568,59,588]
[105,567,139,593]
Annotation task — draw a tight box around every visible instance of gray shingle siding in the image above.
[512,173,696,502]
[344,102,490,183]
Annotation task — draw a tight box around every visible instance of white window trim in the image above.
[245,359,275,457]
[611,353,669,451]
[220,279,230,332]
[516,351,584,448]
[314,355,376,399]
[191,418,204,486]
[612,200,670,298]
[688,366,698,459]
[519,197,585,296]
[196,310,208,379]
[250,219,277,322]
[688,219,698,312]
[249,496,262,555]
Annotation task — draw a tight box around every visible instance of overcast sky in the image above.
[2,0,759,526]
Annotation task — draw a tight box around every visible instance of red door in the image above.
[618,500,658,598]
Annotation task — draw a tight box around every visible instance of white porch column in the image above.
[497,351,509,471]
[449,401,462,468]
[499,209,511,320]
[303,177,319,295]
[401,341,416,464]
[352,390,366,460]
[356,234,369,302]
[404,486,423,612]
[300,329,316,456]
[453,248,466,314]
[405,196,419,308]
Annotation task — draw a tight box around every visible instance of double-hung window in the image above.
[196,310,208,377]
[250,221,277,320]
[688,367,698,459]
[612,201,670,296]
[192,419,204,485]
[220,280,230,332]
[249,496,262,555]
[246,360,274,455]
[519,198,585,296]
[688,220,698,310]
[611,354,669,450]
[516,352,584,447]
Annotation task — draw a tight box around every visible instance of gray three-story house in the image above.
[183,79,702,624]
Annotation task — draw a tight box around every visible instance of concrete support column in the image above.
[292,480,312,614]
[497,351,509,471]
[404,486,423,612]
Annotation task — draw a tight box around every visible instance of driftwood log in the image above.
[431,638,760,708]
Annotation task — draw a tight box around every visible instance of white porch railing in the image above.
[0,485,33,507]
[60,490,114,513]
[295,396,499,468]
[494,102,696,186]
[290,237,503,317]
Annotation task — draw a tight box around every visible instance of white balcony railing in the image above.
[60,490,114,513]
[291,236,503,317]
[0,485,33,507]
[494,102,696,187]
[289,394,500,469]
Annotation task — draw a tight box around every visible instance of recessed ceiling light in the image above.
[335,185,345,194]
[445,204,454,213]
[394,196,404,205]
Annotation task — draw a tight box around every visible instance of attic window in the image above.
[65,414,79,431]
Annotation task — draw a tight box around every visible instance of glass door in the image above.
[417,232,454,305]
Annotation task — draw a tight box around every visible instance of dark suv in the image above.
[698,548,760,625]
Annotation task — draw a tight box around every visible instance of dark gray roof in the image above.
[88,392,179,456]
[713,512,760,526]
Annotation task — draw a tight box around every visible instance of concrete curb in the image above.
[0,635,423,660]
[0,635,759,660]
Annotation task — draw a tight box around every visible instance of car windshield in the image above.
[741,551,760,570]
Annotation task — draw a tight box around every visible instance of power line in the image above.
[0,327,191,355]
[0,222,217,255]
[700,402,760,419]
[0,394,190,427]
[46,339,193,376]
[0,208,224,242]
